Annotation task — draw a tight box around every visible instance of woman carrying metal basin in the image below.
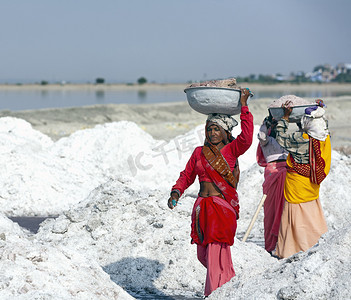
[274,98,331,258]
[167,85,253,297]
[256,112,288,255]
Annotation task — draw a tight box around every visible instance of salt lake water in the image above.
[0,88,186,111]
[1,85,350,111]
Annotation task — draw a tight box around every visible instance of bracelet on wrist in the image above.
[170,190,180,197]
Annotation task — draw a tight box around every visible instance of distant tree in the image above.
[40,80,49,85]
[333,73,351,83]
[137,77,147,85]
[313,65,326,72]
[95,78,105,84]
[249,74,256,81]
[257,74,278,83]
[236,76,250,83]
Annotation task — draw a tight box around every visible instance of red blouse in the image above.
[172,106,254,196]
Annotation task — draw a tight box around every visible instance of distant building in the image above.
[336,63,351,74]
[306,63,351,82]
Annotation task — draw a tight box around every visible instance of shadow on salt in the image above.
[103,257,202,299]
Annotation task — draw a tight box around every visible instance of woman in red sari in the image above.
[167,88,253,297]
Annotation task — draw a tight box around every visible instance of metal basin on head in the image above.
[184,87,250,116]
[269,104,318,123]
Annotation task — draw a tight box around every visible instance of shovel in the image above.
[242,194,267,242]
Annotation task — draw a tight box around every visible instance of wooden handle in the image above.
[242,194,267,242]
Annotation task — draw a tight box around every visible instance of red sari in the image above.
[190,151,239,246]
[171,106,253,296]
[257,144,287,252]
[262,161,286,252]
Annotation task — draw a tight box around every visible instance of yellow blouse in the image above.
[284,135,331,204]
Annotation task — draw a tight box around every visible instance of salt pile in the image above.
[0,214,133,299]
[0,117,350,299]
[187,78,238,89]
[268,95,315,108]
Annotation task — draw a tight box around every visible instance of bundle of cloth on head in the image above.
[301,106,329,141]
[206,113,238,132]
[288,104,330,186]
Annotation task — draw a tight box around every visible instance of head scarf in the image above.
[301,106,329,141]
[206,113,238,132]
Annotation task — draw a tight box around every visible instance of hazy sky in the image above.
[1,0,350,83]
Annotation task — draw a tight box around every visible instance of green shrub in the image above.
[95,78,105,84]
[137,77,147,85]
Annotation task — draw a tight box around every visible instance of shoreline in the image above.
[1,96,350,154]
[1,83,350,154]
[0,82,351,92]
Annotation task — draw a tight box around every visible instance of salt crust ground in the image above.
[0,104,350,299]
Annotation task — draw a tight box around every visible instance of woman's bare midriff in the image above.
[199,181,223,198]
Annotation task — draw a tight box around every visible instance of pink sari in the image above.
[257,144,287,252]
[262,161,286,252]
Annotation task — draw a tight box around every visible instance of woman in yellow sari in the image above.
[274,99,331,258]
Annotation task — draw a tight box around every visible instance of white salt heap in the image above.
[268,95,315,108]
[0,116,350,299]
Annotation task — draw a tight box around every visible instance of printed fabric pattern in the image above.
[288,137,327,185]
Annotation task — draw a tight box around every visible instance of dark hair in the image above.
[264,115,277,138]
[269,127,277,138]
